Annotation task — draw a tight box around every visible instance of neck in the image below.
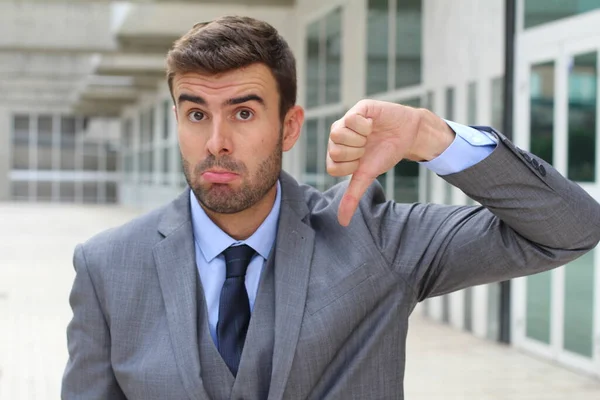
[202,183,278,241]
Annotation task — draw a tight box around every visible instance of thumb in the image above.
[338,171,374,227]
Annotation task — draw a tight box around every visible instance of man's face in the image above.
[173,63,301,214]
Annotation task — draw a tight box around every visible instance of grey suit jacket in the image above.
[62,128,600,399]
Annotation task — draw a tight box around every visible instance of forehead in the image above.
[172,63,278,104]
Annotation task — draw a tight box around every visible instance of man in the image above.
[62,16,600,400]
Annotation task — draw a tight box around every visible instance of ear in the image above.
[282,105,304,152]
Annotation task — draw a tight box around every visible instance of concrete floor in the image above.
[1,202,599,399]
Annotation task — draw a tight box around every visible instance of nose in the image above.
[205,118,232,157]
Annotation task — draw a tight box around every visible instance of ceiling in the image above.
[0,0,295,117]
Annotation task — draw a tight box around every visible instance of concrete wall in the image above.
[0,2,116,52]
[424,0,504,89]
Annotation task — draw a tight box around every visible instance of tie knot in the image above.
[223,244,255,278]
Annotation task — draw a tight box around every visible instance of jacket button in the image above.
[532,158,540,169]
[538,164,546,176]
[523,153,532,163]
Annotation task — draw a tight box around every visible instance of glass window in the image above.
[395,0,422,89]
[487,282,501,341]
[367,0,421,94]
[377,173,387,193]
[59,182,76,202]
[526,270,552,344]
[12,115,30,170]
[162,147,170,185]
[37,146,54,171]
[124,153,133,176]
[11,181,29,200]
[305,8,342,108]
[367,0,389,95]
[61,147,76,171]
[58,116,76,170]
[122,118,133,149]
[61,117,76,136]
[149,107,155,145]
[444,182,452,204]
[37,115,54,170]
[306,21,320,109]
[106,182,118,204]
[563,248,595,357]
[445,87,455,120]
[83,143,99,171]
[394,160,419,203]
[491,77,504,133]
[107,147,118,172]
[148,148,155,176]
[13,115,29,139]
[325,9,342,105]
[36,181,53,202]
[568,52,596,182]
[464,287,473,332]
[140,110,153,147]
[163,100,171,140]
[304,119,319,187]
[467,82,477,125]
[37,115,53,145]
[82,182,98,203]
[139,113,147,146]
[524,0,600,29]
[530,62,554,165]
[394,97,420,203]
[424,90,434,111]
[322,114,344,190]
[425,169,435,203]
[60,116,77,151]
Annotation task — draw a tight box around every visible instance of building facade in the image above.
[0,0,598,378]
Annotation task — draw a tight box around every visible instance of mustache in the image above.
[194,155,247,174]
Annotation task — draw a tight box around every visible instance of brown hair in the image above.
[166,16,297,121]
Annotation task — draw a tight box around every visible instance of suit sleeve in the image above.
[61,244,127,399]
[361,129,600,302]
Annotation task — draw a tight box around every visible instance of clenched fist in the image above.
[327,99,455,226]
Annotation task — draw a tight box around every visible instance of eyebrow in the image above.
[225,94,265,107]
[177,93,265,108]
[178,93,206,106]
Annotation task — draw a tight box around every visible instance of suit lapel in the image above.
[153,189,210,400]
[268,173,315,400]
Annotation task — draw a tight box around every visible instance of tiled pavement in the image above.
[1,203,599,399]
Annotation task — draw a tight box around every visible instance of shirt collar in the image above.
[189,180,282,262]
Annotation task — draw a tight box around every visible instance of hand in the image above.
[327,99,455,226]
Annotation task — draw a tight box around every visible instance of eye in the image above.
[188,111,205,122]
[235,109,254,121]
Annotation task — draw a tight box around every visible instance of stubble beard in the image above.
[183,135,282,214]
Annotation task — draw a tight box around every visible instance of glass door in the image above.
[513,22,600,378]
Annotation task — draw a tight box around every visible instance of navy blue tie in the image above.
[217,244,255,376]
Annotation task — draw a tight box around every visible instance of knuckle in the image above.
[329,146,344,161]
[329,129,342,143]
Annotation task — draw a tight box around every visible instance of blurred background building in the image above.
[0,0,598,380]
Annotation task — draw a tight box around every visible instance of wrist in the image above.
[408,108,455,162]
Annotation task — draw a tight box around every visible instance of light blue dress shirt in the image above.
[190,121,497,345]
[190,180,281,345]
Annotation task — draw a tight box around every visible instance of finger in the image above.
[326,153,359,177]
[330,126,368,148]
[328,141,366,163]
[338,170,374,227]
[343,113,372,137]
